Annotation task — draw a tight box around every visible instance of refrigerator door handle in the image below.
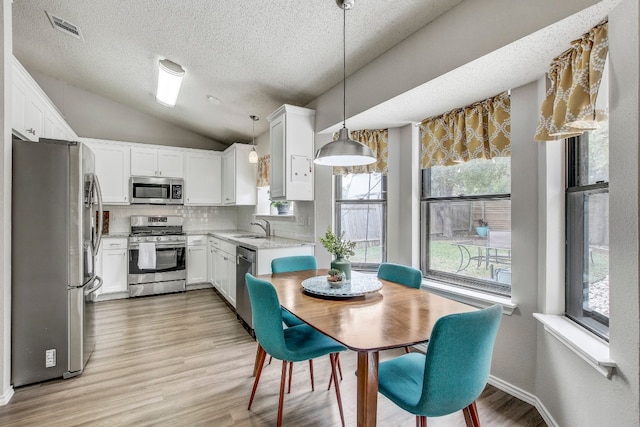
[91,174,104,257]
[85,276,103,296]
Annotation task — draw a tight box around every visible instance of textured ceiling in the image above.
[12,0,464,145]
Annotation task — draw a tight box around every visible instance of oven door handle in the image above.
[129,243,186,250]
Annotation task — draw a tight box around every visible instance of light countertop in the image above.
[187,230,314,251]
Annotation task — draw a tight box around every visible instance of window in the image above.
[420,158,511,296]
[566,124,609,340]
[335,173,387,271]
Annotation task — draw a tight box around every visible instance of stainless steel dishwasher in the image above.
[236,246,256,336]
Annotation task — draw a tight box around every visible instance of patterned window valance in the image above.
[535,21,608,141]
[332,129,389,175]
[257,154,270,187]
[420,92,511,169]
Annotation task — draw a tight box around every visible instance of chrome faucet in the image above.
[251,219,271,237]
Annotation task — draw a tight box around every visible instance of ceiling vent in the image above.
[45,11,84,41]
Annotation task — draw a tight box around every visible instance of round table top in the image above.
[301,272,382,298]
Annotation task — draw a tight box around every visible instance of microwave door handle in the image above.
[92,174,104,257]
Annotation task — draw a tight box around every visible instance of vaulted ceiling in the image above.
[12,0,464,145]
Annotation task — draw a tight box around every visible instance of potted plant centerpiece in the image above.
[327,269,345,288]
[320,226,356,280]
[476,219,489,237]
[271,200,290,215]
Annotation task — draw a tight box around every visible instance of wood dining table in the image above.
[255,269,476,427]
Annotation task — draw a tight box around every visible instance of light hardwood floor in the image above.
[0,289,547,426]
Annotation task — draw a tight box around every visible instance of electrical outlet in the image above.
[45,349,56,368]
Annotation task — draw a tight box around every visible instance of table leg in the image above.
[356,351,379,427]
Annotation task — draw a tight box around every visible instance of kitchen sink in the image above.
[232,234,266,239]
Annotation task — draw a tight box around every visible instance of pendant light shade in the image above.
[314,128,375,166]
[314,0,376,167]
[249,115,259,164]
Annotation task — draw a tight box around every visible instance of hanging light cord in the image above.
[342,5,347,130]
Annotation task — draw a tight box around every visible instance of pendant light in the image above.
[249,115,259,164]
[314,0,375,167]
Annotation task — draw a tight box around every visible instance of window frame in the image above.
[334,173,388,271]
[565,134,609,340]
[420,167,512,297]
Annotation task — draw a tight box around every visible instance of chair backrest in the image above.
[271,255,318,273]
[377,263,422,289]
[245,273,289,361]
[418,304,502,417]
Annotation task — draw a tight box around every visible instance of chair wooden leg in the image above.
[462,401,481,427]
[287,362,293,394]
[309,359,315,391]
[404,346,411,353]
[329,353,345,427]
[328,352,343,390]
[253,343,265,377]
[277,361,288,427]
[416,415,427,426]
[248,347,267,410]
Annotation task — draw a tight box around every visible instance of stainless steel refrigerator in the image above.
[12,138,104,387]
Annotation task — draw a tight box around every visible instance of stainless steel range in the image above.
[128,215,187,297]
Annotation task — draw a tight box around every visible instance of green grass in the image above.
[350,239,610,286]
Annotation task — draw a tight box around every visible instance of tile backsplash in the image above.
[103,203,315,243]
[103,205,238,234]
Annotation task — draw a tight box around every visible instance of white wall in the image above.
[311,0,602,132]
[534,2,640,426]
[0,0,12,405]
[309,1,639,426]
[31,72,227,151]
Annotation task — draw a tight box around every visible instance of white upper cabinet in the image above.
[267,104,315,201]
[184,150,222,205]
[131,146,184,178]
[222,143,256,205]
[82,138,131,205]
[11,57,77,142]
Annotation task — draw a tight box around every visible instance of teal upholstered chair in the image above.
[377,262,422,353]
[377,304,502,427]
[246,273,346,427]
[377,262,422,289]
[271,255,318,327]
[271,255,344,389]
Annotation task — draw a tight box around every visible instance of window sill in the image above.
[533,313,616,378]
[422,280,517,315]
[254,213,296,220]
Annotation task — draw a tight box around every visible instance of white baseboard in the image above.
[0,386,14,406]
[186,283,213,291]
[488,375,558,427]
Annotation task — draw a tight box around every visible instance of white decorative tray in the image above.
[301,273,382,298]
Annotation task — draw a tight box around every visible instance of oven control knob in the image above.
[156,236,162,242]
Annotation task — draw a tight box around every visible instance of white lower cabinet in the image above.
[96,237,129,300]
[187,235,209,287]
[210,237,236,307]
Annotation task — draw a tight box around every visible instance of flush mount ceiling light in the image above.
[249,115,259,164]
[156,59,185,107]
[314,0,375,167]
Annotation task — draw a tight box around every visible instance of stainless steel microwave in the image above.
[130,177,183,205]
